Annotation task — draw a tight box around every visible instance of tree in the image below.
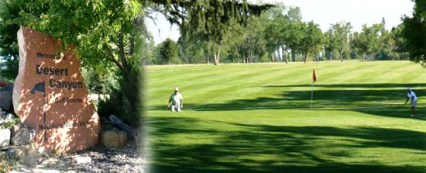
[238,18,266,63]
[391,24,409,60]
[377,27,398,60]
[286,21,305,62]
[218,14,266,63]
[157,38,180,64]
[82,66,118,100]
[351,23,385,61]
[262,6,305,62]
[326,22,352,62]
[299,21,324,63]
[0,1,20,80]
[401,0,426,66]
[350,32,365,60]
[178,35,210,64]
[0,0,145,127]
[157,0,272,65]
[324,30,336,60]
[365,23,384,60]
[262,6,289,62]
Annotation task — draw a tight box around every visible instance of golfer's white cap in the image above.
[174,87,179,91]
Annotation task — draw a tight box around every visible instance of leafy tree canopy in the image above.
[401,0,426,66]
[151,0,273,65]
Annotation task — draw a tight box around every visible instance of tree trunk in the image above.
[339,51,344,62]
[118,33,128,69]
[291,51,296,62]
[303,53,307,63]
[283,48,288,63]
[206,53,209,64]
[213,49,220,65]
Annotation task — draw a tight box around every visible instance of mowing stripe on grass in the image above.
[146,61,426,173]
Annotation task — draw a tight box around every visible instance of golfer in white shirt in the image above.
[405,88,417,117]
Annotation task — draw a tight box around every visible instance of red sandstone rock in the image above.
[12,27,100,153]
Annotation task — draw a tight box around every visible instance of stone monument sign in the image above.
[13,27,100,153]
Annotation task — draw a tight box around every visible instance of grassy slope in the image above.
[145,61,426,173]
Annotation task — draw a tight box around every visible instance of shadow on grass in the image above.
[149,117,426,173]
[265,83,426,89]
[150,83,426,118]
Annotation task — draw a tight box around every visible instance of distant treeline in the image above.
[145,6,409,65]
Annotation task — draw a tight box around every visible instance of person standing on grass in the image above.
[405,88,417,117]
[168,87,183,112]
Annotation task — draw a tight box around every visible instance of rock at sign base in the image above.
[71,154,92,164]
[11,124,35,146]
[7,145,38,167]
[0,112,17,125]
[102,130,128,148]
[0,128,11,148]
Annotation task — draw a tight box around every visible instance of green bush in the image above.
[0,117,19,129]
[97,63,142,128]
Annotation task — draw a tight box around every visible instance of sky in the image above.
[145,0,415,44]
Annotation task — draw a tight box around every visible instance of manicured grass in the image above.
[145,61,426,173]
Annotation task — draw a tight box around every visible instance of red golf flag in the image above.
[312,69,317,82]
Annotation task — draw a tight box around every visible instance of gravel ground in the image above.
[63,141,144,173]
[12,140,145,173]
[4,112,146,173]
